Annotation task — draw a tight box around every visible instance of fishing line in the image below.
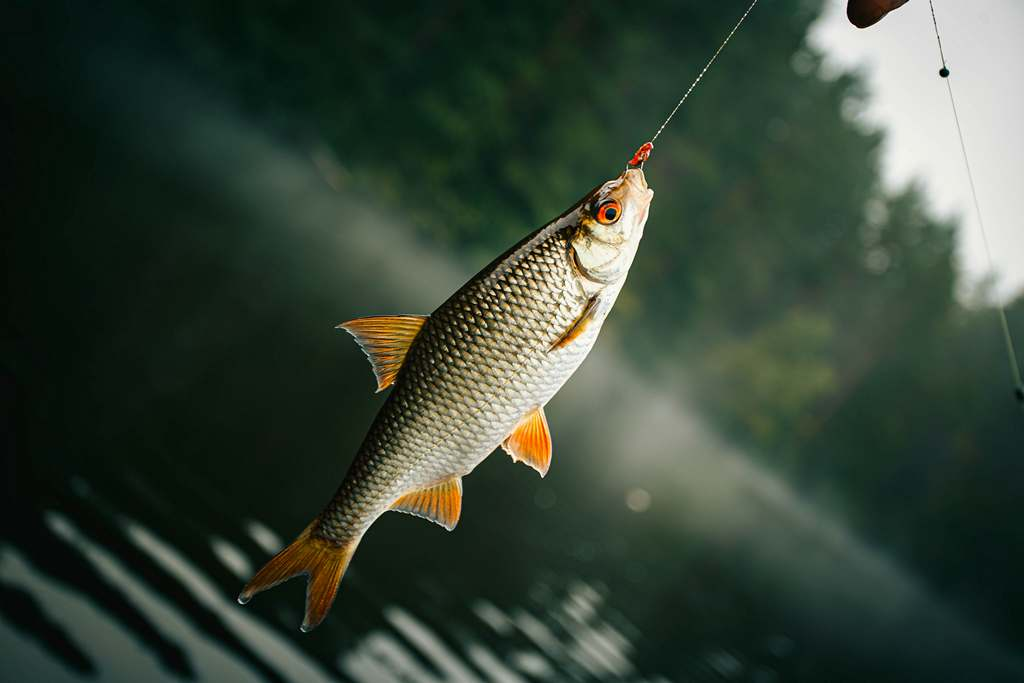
[651,0,760,143]
[928,0,1024,404]
[629,0,759,167]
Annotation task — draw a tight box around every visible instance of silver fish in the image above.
[239,166,654,630]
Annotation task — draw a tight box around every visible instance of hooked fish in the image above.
[238,159,654,631]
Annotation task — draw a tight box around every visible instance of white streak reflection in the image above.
[209,536,251,581]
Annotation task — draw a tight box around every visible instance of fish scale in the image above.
[318,226,597,541]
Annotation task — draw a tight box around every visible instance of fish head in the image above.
[571,168,654,284]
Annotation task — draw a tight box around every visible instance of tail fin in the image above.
[237,522,359,632]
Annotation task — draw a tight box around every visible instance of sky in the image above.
[809,0,1024,303]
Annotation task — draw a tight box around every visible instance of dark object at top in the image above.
[939,66,950,78]
[848,0,911,28]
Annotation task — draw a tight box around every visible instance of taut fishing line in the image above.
[628,0,759,167]
[928,0,1023,405]
[650,0,761,143]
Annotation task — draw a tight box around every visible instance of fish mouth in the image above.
[622,167,648,189]
[621,168,654,205]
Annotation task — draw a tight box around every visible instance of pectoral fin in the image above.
[338,315,428,391]
[502,406,552,477]
[390,477,462,531]
[550,296,600,351]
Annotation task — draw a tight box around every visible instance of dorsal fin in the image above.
[502,407,552,477]
[390,477,463,531]
[337,315,428,392]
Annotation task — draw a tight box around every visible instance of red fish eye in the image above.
[596,200,621,225]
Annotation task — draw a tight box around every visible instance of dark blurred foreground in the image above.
[4,1,1023,681]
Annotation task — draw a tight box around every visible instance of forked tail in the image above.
[237,522,359,632]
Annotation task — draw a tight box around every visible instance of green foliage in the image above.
[701,309,837,453]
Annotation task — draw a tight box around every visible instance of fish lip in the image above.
[620,168,653,207]
[621,167,649,191]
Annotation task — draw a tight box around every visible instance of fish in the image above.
[847,0,911,29]
[238,163,654,631]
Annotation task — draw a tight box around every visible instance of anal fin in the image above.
[337,315,428,391]
[390,477,462,531]
[502,406,552,477]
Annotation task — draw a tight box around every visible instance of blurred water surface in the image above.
[4,5,1024,682]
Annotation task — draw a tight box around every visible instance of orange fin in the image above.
[337,315,428,391]
[390,477,462,531]
[238,522,359,632]
[502,406,552,477]
[550,297,600,351]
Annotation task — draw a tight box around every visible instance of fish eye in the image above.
[596,200,621,225]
